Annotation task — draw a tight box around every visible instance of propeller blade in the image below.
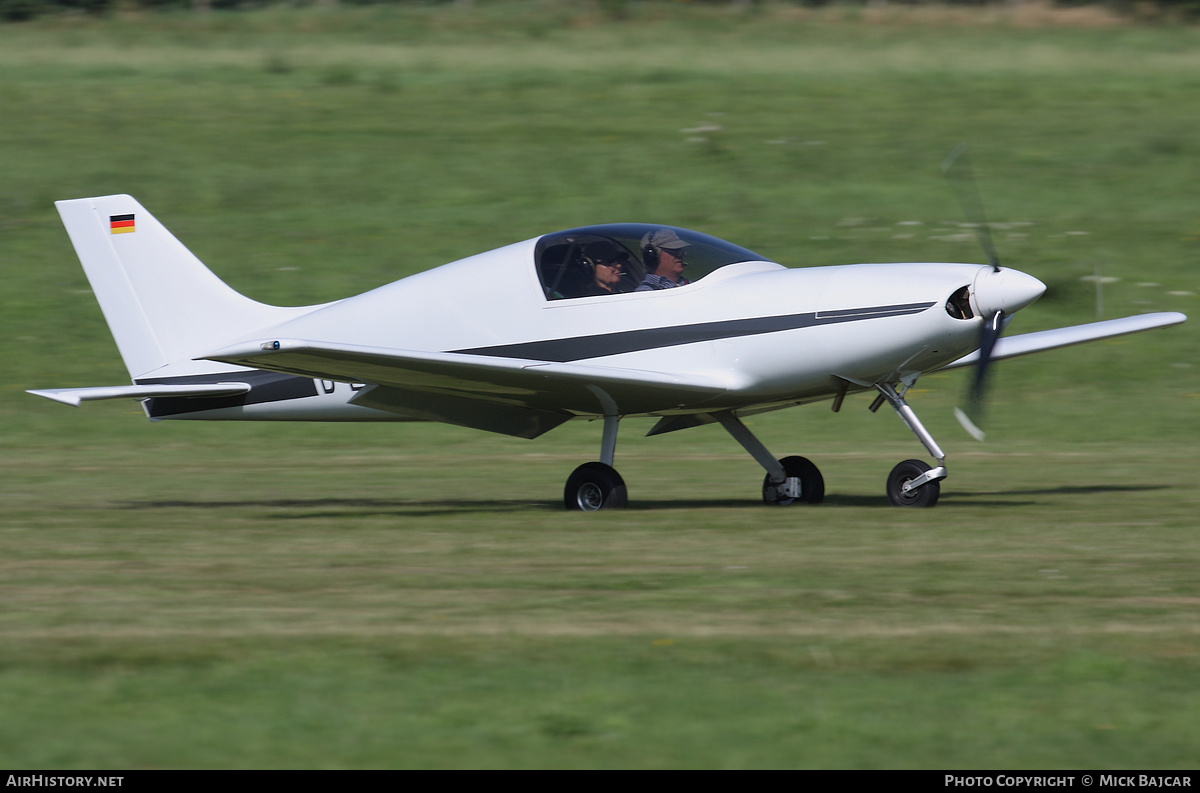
[971,310,1004,405]
[955,310,1005,442]
[942,143,1001,273]
[944,145,1013,440]
[954,407,987,443]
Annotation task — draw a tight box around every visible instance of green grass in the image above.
[1,3,1199,768]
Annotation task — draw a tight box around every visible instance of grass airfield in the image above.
[2,3,1199,768]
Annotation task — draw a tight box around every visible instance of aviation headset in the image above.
[641,242,659,271]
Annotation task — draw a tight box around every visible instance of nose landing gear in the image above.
[873,382,947,508]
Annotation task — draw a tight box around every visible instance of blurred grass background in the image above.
[1,2,1198,768]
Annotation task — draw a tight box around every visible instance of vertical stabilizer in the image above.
[56,195,314,379]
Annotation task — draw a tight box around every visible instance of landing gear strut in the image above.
[717,412,824,506]
[564,404,627,511]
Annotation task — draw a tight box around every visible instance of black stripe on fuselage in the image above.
[455,302,936,362]
[138,370,318,418]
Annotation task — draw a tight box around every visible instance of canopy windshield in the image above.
[535,223,773,301]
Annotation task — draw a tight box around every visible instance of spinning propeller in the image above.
[941,145,1044,441]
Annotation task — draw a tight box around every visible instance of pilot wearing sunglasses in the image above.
[636,229,691,291]
[581,240,632,296]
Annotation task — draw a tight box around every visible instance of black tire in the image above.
[886,459,940,508]
[564,462,628,511]
[762,455,824,506]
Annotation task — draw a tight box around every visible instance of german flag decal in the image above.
[110,214,135,235]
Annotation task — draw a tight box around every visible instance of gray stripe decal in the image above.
[456,302,935,362]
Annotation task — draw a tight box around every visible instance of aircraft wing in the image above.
[202,338,732,418]
[938,312,1186,370]
[27,382,252,407]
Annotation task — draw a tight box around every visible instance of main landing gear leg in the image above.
[564,410,627,511]
[716,412,824,506]
[873,383,947,508]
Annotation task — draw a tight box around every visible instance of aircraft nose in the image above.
[972,267,1046,317]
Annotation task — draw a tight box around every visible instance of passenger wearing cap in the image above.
[635,229,691,291]
[580,240,631,296]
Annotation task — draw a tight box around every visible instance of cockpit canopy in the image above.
[535,223,774,301]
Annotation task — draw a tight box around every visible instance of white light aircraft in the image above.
[31,194,1185,510]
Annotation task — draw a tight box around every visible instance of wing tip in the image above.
[27,389,83,407]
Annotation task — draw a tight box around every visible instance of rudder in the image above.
[56,195,312,379]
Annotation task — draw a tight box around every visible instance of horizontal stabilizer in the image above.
[939,312,1186,370]
[203,338,730,417]
[27,383,251,407]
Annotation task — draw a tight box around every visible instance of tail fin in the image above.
[56,195,315,379]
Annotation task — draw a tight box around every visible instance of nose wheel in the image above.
[886,459,941,508]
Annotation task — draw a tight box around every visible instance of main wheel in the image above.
[762,455,824,506]
[886,459,940,508]
[564,462,628,511]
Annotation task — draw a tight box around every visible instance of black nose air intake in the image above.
[945,285,974,320]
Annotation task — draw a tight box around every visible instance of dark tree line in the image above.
[2,0,1197,24]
